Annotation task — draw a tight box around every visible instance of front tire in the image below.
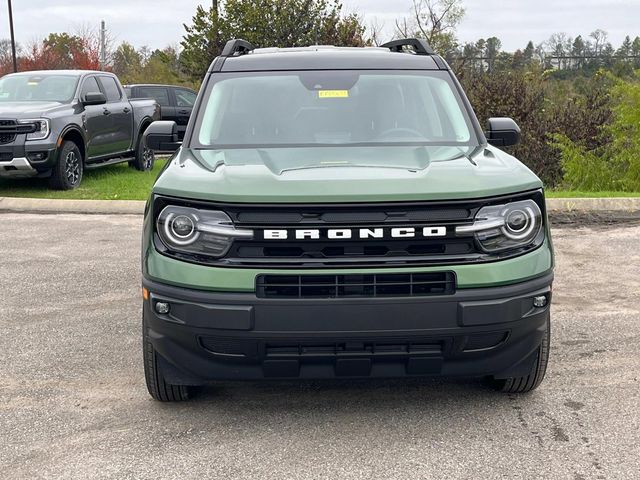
[489,318,550,393]
[130,133,155,171]
[143,323,192,402]
[49,140,83,190]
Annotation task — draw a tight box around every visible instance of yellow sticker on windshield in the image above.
[318,90,349,99]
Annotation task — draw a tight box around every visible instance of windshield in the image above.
[195,70,476,148]
[0,74,79,103]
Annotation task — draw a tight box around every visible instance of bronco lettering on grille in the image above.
[262,227,447,240]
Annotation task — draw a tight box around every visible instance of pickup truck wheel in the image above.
[49,141,83,190]
[131,134,155,171]
[143,323,192,402]
[489,317,550,394]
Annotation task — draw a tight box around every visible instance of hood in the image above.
[152,145,543,203]
[0,101,65,118]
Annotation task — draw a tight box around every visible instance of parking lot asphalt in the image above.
[1,213,639,480]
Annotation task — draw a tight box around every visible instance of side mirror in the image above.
[82,92,107,106]
[485,117,521,147]
[144,121,181,152]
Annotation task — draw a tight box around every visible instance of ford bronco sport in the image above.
[140,39,554,402]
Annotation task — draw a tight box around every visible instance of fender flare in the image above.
[56,125,88,161]
[134,116,155,149]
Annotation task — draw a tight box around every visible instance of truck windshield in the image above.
[0,74,79,103]
[195,70,476,148]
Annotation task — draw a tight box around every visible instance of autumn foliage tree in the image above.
[21,33,101,71]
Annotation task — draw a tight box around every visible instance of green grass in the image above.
[545,190,640,198]
[0,158,167,200]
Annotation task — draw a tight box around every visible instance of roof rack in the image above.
[381,38,435,56]
[221,39,255,57]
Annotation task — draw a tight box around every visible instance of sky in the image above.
[1,0,638,52]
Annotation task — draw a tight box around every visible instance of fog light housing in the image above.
[155,302,170,314]
[27,151,48,162]
[533,295,548,308]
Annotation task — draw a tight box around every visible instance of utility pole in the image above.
[99,20,106,70]
[7,0,18,72]
[212,0,217,13]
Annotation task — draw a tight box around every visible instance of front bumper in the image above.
[0,141,58,178]
[143,272,553,384]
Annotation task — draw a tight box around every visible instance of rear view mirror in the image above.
[144,121,181,152]
[485,118,521,147]
[82,92,107,106]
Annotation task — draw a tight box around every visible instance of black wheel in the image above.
[130,132,155,171]
[489,318,550,393]
[49,140,83,190]
[143,322,192,402]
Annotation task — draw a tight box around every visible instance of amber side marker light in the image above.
[142,287,149,301]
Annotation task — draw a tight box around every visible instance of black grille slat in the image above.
[256,272,455,298]
[233,238,475,262]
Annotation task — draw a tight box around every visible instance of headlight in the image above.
[456,199,543,252]
[156,205,253,258]
[19,119,50,141]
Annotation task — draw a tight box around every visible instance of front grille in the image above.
[0,119,36,144]
[224,202,482,267]
[153,191,545,268]
[256,272,456,298]
[0,120,17,144]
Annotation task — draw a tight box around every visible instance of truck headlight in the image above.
[156,205,253,258]
[456,199,543,252]
[18,119,50,141]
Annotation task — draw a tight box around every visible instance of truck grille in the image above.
[0,119,37,144]
[224,203,480,267]
[256,272,456,298]
[0,120,17,144]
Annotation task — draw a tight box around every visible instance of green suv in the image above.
[141,38,553,401]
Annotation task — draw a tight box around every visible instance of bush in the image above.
[554,73,640,191]
[460,68,615,188]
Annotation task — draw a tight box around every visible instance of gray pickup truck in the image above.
[0,70,160,189]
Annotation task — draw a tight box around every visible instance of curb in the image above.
[545,197,640,224]
[0,197,145,215]
[1,196,639,223]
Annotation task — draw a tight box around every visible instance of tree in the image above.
[589,29,608,58]
[181,5,227,80]
[484,36,501,72]
[547,32,571,69]
[632,37,640,68]
[616,35,632,58]
[0,38,20,75]
[22,32,100,71]
[395,0,464,56]
[601,43,615,68]
[181,1,368,79]
[112,42,142,81]
[523,41,535,65]
[571,36,586,69]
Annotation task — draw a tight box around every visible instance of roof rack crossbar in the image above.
[221,39,255,57]
[381,38,435,56]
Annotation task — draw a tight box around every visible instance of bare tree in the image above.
[368,17,385,46]
[395,0,465,53]
[589,29,608,57]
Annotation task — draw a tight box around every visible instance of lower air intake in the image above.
[256,272,456,299]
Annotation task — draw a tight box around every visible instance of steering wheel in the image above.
[377,127,425,140]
